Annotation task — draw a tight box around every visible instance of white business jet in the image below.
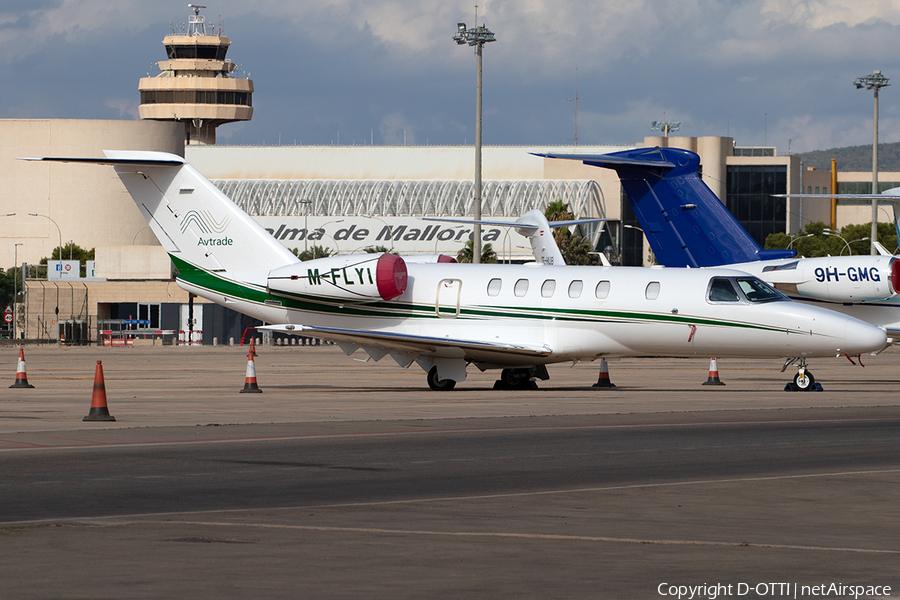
[23,151,887,391]
[536,147,900,388]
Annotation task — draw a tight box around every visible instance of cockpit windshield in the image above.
[735,277,786,303]
[707,276,787,304]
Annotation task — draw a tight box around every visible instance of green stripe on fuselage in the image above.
[169,254,785,333]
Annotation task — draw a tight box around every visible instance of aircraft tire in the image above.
[501,368,529,387]
[427,366,456,391]
[793,370,815,391]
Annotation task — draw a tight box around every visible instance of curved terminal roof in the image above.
[215,179,605,221]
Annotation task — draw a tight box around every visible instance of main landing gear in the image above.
[782,358,823,392]
[427,366,456,391]
[426,365,551,391]
[492,366,550,390]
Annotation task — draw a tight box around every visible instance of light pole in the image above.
[27,212,62,267]
[453,20,496,264]
[846,237,869,256]
[363,215,394,253]
[2,214,17,336]
[132,226,151,245]
[13,242,22,341]
[823,230,852,255]
[788,233,814,249]
[301,201,314,253]
[314,219,344,256]
[854,70,890,255]
[624,224,646,265]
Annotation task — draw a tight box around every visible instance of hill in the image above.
[796,141,900,171]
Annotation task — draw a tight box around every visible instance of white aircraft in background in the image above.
[538,147,900,388]
[23,151,886,391]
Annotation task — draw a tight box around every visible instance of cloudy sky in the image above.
[2,0,900,153]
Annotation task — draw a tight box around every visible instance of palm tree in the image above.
[456,240,497,263]
[292,245,332,261]
[544,200,574,245]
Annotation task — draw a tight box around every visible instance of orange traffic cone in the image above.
[592,358,616,388]
[250,336,257,358]
[703,357,725,386]
[9,348,35,389]
[240,349,262,393]
[84,361,116,421]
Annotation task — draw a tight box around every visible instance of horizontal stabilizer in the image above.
[19,153,186,167]
[532,149,677,171]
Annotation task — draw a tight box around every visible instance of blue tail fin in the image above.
[534,147,795,267]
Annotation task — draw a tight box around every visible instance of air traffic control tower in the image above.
[138,5,253,145]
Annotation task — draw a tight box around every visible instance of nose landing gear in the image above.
[782,358,823,392]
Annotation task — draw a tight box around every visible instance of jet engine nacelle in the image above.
[767,256,899,302]
[268,253,408,301]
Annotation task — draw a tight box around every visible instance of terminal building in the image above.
[2,124,881,345]
[0,7,892,344]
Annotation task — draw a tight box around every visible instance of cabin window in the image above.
[708,278,739,302]
[514,279,529,297]
[595,280,610,299]
[645,281,660,300]
[568,280,583,298]
[487,278,502,297]
[541,279,556,298]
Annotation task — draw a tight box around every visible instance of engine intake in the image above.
[268,253,408,302]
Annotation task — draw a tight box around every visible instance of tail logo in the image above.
[180,210,233,235]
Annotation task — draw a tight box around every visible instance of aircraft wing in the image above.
[421,216,607,229]
[773,193,900,200]
[258,323,553,360]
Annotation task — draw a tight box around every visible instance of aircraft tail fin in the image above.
[535,148,796,267]
[25,151,298,274]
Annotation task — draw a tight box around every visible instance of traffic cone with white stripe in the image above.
[592,358,616,388]
[703,357,726,386]
[9,349,34,388]
[240,349,262,393]
[83,361,116,421]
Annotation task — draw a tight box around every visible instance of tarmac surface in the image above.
[1,344,898,599]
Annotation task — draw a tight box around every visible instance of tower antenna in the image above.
[567,68,579,146]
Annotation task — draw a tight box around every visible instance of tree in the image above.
[364,246,398,255]
[291,245,332,261]
[38,242,95,265]
[764,221,897,257]
[0,268,15,309]
[544,199,574,245]
[456,240,497,263]
[544,200,599,265]
[557,229,601,266]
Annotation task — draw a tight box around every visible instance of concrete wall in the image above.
[0,119,184,268]
[94,246,172,280]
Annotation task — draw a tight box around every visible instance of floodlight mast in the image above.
[854,70,890,255]
[651,120,681,138]
[453,21,496,263]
